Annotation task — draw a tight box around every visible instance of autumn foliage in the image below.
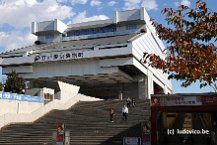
[142,0,217,90]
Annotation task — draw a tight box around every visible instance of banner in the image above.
[201,96,217,105]
[159,96,202,106]
[0,91,44,103]
[151,95,217,107]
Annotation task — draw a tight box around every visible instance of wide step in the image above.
[0,99,150,145]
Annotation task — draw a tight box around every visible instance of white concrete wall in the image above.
[32,19,67,35]
[42,87,54,95]
[99,57,133,67]
[0,100,43,116]
[0,93,102,130]
[55,19,68,33]
[132,32,172,92]
[57,81,80,101]
[141,8,165,51]
[2,65,33,74]
[116,9,141,22]
[20,59,120,79]
[36,20,55,32]
[1,55,34,66]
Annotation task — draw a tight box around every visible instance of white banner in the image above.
[160,96,202,106]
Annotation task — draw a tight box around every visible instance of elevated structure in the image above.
[0,8,172,99]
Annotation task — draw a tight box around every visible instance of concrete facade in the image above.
[0,8,173,99]
[0,99,43,116]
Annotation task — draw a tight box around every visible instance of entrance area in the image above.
[151,93,217,145]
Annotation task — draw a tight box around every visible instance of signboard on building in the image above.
[0,91,44,103]
[34,51,84,62]
[151,94,217,107]
[160,96,202,106]
[201,96,217,105]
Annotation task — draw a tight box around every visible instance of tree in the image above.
[4,71,25,94]
[0,82,3,91]
[142,0,217,91]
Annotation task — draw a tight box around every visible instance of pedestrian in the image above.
[110,108,115,122]
[126,97,132,108]
[132,98,136,107]
[122,105,128,121]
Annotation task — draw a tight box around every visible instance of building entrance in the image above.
[151,93,217,145]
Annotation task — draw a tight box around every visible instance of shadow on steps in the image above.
[100,123,142,145]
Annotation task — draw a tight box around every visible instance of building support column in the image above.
[137,75,146,99]
[118,83,123,100]
[142,70,154,99]
[147,70,154,99]
[137,71,154,99]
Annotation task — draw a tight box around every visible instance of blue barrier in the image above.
[0,91,44,103]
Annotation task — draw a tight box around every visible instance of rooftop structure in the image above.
[0,8,172,99]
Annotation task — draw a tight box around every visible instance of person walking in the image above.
[126,97,132,108]
[132,98,136,107]
[122,105,129,121]
[110,108,115,122]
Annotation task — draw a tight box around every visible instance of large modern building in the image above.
[0,8,172,99]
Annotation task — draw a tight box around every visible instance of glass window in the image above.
[66,25,117,37]
[45,34,54,39]
[74,30,80,36]
[126,25,137,30]
[89,28,94,34]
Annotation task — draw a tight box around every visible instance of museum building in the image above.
[0,8,172,99]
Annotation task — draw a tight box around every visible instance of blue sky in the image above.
[0,0,216,93]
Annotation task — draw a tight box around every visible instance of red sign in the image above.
[56,123,64,142]
[202,96,217,105]
[151,94,217,107]
[151,97,160,106]
[161,96,202,106]
[151,96,203,106]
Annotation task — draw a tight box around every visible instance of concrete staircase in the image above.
[0,99,150,145]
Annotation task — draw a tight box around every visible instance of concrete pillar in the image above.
[65,130,70,145]
[137,73,154,99]
[52,131,70,145]
[52,131,57,145]
[144,76,148,99]
[118,83,123,100]
[144,70,154,99]
[137,75,146,99]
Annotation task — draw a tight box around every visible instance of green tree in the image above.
[0,82,3,91]
[142,0,217,91]
[4,71,25,94]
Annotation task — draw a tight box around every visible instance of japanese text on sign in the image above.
[34,51,84,62]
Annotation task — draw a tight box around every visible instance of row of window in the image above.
[67,25,116,37]
[66,25,137,37]
[45,34,54,39]
[43,25,138,39]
